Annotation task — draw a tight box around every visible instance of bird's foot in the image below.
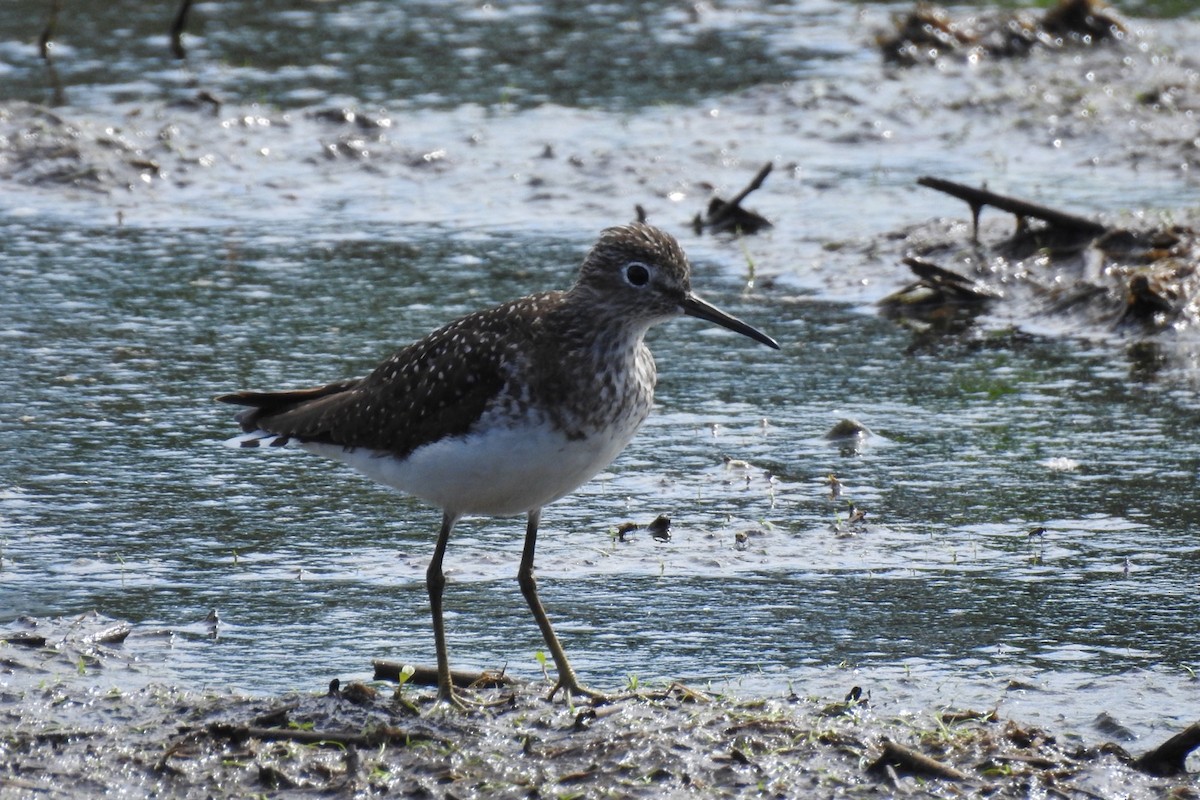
[430,688,472,713]
[428,686,513,713]
[546,678,619,705]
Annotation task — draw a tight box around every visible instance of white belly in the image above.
[300,418,639,517]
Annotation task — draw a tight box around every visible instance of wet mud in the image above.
[2,613,1193,799]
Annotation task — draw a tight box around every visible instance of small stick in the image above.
[724,162,774,213]
[917,176,1107,237]
[706,162,773,230]
[868,739,970,781]
[990,753,1060,769]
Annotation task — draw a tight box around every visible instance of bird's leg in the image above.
[427,511,465,709]
[517,509,607,703]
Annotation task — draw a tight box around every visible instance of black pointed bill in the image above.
[682,293,780,350]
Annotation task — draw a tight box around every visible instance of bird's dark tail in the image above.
[215,379,360,443]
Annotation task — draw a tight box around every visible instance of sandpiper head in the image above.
[575,223,780,349]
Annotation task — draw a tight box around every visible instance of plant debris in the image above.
[615,513,673,542]
[1,616,1194,799]
[878,0,1128,66]
[878,176,1200,337]
[692,162,773,235]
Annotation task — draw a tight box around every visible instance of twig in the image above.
[918,176,1107,238]
[990,752,1061,770]
[695,162,774,234]
[723,162,773,215]
[868,739,970,781]
[1134,722,1200,776]
[938,708,998,725]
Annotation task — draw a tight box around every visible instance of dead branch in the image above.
[867,739,970,781]
[918,175,1108,238]
[694,162,773,235]
[722,161,773,215]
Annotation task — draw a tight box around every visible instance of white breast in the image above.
[301,411,643,517]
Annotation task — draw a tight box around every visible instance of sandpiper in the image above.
[217,223,779,706]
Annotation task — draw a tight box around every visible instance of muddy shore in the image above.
[2,612,1195,798]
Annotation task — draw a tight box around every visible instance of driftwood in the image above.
[867,738,970,781]
[372,660,513,688]
[693,162,773,235]
[918,175,1108,240]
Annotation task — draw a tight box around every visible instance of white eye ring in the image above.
[624,262,651,287]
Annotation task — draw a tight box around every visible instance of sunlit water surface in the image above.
[2,222,1198,750]
[0,0,1198,759]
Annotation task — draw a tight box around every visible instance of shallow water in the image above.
[1,0,1199,760]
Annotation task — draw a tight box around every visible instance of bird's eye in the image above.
[625,262,650,287]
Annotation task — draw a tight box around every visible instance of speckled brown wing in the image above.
[218,379,363,437]
[217,293,559,459]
